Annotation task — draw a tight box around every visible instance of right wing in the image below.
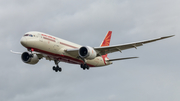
[10,50,44,59]
[10,50,22,54]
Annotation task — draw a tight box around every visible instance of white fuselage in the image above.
[20,31,111,67]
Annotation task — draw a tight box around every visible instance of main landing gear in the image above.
[78,57,90,70]
[81,63,89,70]
[52,60,62,72]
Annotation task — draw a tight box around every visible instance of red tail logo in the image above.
[100,31,112,64]
[100,31,112,47]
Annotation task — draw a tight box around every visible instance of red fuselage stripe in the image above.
[60,42,78,49]
[27,47,95,67]
[43,37,56,42]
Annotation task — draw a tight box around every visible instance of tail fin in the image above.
[100,31,112,62]
[100,31,112,47]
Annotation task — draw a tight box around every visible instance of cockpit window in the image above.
[24,34,29,36]
[29,34,33,37]
[24,34,33,37]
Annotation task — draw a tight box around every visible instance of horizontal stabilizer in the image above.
[107,57,138,62]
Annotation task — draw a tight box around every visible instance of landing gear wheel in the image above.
[80,64,90,70]
[80,64,83,68]
[53,66,56,71]
[52,60,62,72]
[58,67,62,72]
[87,66,89,70]
[52,66,62,72]
[55,69,58,72]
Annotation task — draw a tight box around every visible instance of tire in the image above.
[58,67,62,72]
[80,64,83,68]
[84,64,89,69]
[53,66,56,70]
[55,69,58,72]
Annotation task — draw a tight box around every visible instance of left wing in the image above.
[94,35,174,56]
[66,35,174,57]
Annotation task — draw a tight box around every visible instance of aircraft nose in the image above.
[20,37,27,46]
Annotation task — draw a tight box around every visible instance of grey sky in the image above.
[0,0,179,101]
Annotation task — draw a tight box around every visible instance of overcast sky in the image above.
[0,0,180,101]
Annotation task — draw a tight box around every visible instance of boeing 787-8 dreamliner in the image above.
[11,31,174,72]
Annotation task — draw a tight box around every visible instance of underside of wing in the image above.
[65,48,80,57]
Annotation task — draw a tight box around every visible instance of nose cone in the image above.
[20,37,27,46]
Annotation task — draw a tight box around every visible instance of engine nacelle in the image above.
[21,52,39,64]
[78,46,97,59]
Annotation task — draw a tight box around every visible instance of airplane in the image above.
[11,31,174,72]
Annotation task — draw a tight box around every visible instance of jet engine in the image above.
[21,52,39,64]
[78,46,97,59]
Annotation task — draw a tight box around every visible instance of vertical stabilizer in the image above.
[100,31,112,64]
[100,31,112,47]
